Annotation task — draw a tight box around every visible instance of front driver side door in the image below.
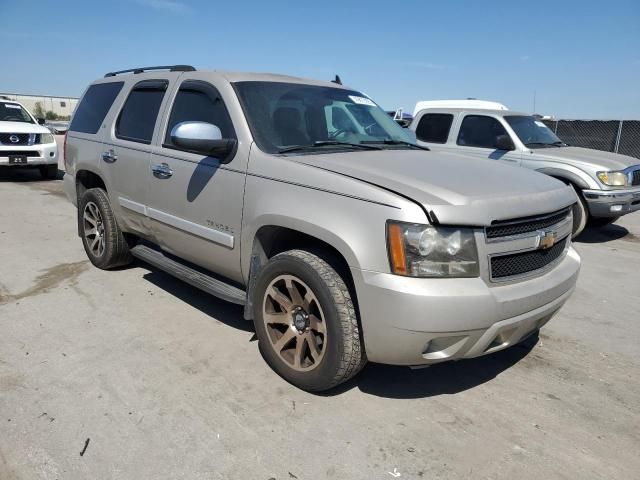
[146,79,247,283]
[455,114,521,166]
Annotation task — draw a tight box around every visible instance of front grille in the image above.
[491,236,568,279]
[486,207,571,239]
[0,133,39,146]
[0,150,40,157]
[632,169,640,186]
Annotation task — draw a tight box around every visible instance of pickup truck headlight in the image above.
[39,133,55,144]
[387,221,479,277]
[597,171,628,187]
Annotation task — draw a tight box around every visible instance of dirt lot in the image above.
[1,152,639,479]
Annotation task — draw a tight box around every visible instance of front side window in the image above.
[505,115,563,148]
[70,82,124,134]
[116,80,167,144]
[0,102,34,123]
[457,115,509,149]
[415,113,454,143]
[164,81,235,147]
[234,81,414,154]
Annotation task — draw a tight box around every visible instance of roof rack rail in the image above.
[104,65,196,78]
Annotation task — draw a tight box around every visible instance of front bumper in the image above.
[352,247,580,366]
[0,143,58,167]
[583,187,640,218]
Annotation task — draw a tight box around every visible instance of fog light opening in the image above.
[610,204,623,213]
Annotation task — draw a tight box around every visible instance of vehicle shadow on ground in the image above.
[140,264,253,333]
[325,335,539,399]
[0,168,64,182]
[575,224,633,243]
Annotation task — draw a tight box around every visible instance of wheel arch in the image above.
[535,167,590,190]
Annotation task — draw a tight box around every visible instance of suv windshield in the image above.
[0,102,34,123]
[504,115,564,148]
[234,81,414,154]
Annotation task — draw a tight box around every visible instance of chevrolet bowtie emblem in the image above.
[538,230,557,250]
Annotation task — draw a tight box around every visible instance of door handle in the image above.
[151,162,174,179]
[101,149,117,163]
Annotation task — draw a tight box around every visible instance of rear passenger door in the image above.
[102,79,169,238]
[146,78,247,283]
[455,114,521,166]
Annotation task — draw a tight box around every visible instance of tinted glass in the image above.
[505,115,562,148]
[234,81,414,154]
[415,113,454,143]
[0,102,33,123]
[457,115,508,149]
[165,81,235,146]
[116,81,167,144]
[70,82,123,134]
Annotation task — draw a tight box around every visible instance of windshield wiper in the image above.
[278,140,382,154]
[363,139,430,151]
[525,142,561,148]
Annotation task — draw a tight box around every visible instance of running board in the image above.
[130,245,246,305]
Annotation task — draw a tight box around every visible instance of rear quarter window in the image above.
[69,82,124,134]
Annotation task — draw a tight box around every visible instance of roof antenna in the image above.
[331,75,342,85]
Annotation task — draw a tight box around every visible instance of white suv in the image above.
[0,100,59,179]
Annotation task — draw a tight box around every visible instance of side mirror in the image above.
[495,134,515,151]
[37,117,46,125]
[170,121,236,162]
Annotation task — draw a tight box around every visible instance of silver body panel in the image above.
[64,71,581,366]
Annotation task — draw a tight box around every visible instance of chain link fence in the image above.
[542,119,640,159]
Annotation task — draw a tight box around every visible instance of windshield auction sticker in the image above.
[348,95,376,107]
[4,104,21,109]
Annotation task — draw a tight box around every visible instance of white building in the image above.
[0,93,78,119]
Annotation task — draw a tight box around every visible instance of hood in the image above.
[532,146,639,171]
[0,121,50,134]
[297,150,576,226]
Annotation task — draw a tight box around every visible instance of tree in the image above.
[45,110,59,121]
[33,101,45,119]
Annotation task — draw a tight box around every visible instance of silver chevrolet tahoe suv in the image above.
[410,103,640,237]
[63,65,580,391]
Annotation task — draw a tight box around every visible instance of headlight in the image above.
[387,221,479,277]
[39,133,55,144]
[597,171,628,187]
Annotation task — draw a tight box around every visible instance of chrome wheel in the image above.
[262,274,327,372]
[83,201,106,257]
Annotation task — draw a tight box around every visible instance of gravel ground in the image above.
[1,151,639,479]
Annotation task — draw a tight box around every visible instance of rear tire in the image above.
[253,249,366,392]
[78,188,132,269]
[39,164,58,180]
[571,187,588,238]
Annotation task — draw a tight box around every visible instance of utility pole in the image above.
[533,90,537,114]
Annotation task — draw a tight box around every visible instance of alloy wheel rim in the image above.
[83,201,106,257]
[262,274,327,372]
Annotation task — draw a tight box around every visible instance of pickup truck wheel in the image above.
[79,188,132,269]
[253,250,365,392]
[39,164,58,180]
[571,188,588,238]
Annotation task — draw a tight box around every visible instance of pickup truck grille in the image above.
[0,133,38,146]
[490,236,569,279]
[632,169,640,186]
[486,207,572,239]
[0,150,40,157]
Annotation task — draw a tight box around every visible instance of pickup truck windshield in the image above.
[234,81,414,154]
[504,115,565,148]
[0,102,34,124]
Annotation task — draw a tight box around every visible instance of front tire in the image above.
[571,187,588,238]
[253,249,366,392]
[78,188,132,269]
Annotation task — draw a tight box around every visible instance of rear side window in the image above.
[415,113,454,143]
[164,80,235,147]
[457,115,508,149]
[116,80,168,144]
[69,82,123,134]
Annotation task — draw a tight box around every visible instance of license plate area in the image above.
[8,155,28,164]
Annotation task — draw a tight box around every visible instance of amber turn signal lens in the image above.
[387,223,407,275]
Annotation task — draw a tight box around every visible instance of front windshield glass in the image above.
[234,81,414,154]
[0,102,34,123]
[504,115,564,148]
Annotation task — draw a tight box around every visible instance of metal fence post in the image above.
[614,120,623,153]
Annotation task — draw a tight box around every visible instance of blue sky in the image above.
[2,0,639,118]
